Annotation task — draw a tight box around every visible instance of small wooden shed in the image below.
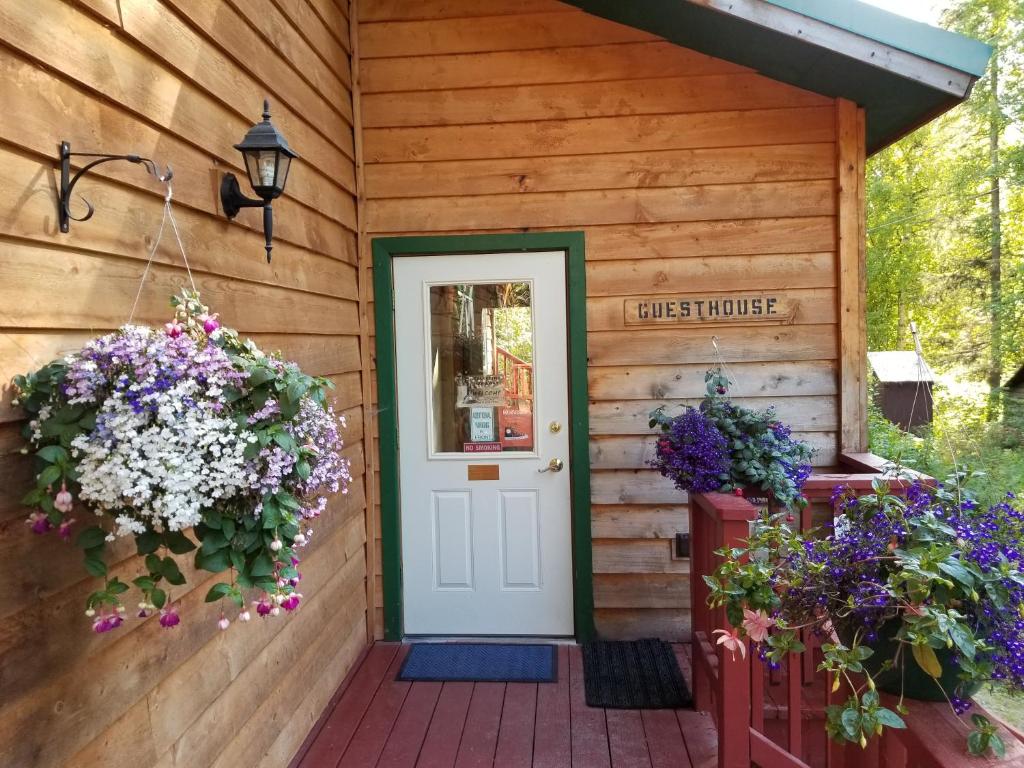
[0,1,990,765]
[868,350,937,430]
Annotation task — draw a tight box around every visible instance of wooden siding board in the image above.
[363,144,836,198]
[361,11,655,58]
[367,181,835,232]
[364,108,836,163]
[359,0,573,22]
[361,42,749,92]
[362,75,831,128]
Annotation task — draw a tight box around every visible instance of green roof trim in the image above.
[767,0,991,77]
[565,0,992,153]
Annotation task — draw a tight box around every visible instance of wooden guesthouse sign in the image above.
[624,293,798,326]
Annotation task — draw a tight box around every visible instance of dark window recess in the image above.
[675,532,690,559]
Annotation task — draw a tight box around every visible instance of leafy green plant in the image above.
[704,476,1024,756]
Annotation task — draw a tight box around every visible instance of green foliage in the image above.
[868,0,1024,420]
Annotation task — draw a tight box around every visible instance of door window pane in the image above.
[428,282,535,454]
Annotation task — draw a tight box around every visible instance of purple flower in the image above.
[92,613,124,633]
[649,408,730,494]
[159,606,180,628]
[26,512,52,535]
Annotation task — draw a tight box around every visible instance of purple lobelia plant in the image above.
[649,367,814,510]
[14,290,351,633]
[705,475,1024,757]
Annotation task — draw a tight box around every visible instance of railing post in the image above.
[718,514,752,768]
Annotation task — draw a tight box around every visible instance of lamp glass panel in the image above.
[256,151,278,188]
[276,154,292,190]
[243,152,261,190]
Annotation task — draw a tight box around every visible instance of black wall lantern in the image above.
[220,99,298,262]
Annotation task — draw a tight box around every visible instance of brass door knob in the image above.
[538,458,564,473]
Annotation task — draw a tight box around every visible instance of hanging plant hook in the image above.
[57,140,173,233]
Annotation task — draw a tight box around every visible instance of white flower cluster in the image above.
[72,379,257,536]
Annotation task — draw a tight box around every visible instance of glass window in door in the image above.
[427,282,535,455]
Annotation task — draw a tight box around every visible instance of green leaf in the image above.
[196,547,231,573]
[145,553,163,574]
[990,733,1006,759]
[37,464,62,488]
[205,582,233,602]
[875,708,906,729]
[84,556,107,578]
[37,445,69,464]
[221,518,236,540]
[107,578,129,594]
[151,588,167,609]
[164,530,196,554]
[251,552,275,577]
[296,460,311,481]
[160,557,186,586]
[273,431,297,453]
[840,708,861,740]
[912,643,943,678]
[133,576,156,591]
[200,530,228,554]
[76,526,106,550]
[136,531,162,555]
[967,731,985,756]
[229,549,246,573]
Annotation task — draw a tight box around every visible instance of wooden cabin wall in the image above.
[0,1,369,766]
[359,0,863,640]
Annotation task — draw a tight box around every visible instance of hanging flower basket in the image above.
[14,291,351,633]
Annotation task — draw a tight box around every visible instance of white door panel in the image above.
[394,252,573,636]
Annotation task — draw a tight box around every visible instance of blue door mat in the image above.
[397,643,558,683]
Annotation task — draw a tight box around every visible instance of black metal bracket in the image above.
[220,173,275,263]
[58,141,172,233]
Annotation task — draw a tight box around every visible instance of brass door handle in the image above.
[538,458,564,473]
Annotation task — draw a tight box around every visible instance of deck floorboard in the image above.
[293,642,713,768]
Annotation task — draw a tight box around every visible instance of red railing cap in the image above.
[692,491,760,522]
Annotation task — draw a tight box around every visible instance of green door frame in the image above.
[372,232,594,642]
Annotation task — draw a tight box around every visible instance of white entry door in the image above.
[393,251,574,636]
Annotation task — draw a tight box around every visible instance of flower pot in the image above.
[846,622,982,702]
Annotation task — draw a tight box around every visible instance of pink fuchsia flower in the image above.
[733,488,744,497]
[742,608,775,643]
[164,322,183,338]
[58,518,76,542]
[238,610,251,622]
[26,511,52,535]
[713,628,747,660]
[254,596,273,617]
[159,605,180,629]
[217,614,230,631]
[54,483,73,513]
[200,313,221,334]
[281,593,302,612]
[92,612,124,634]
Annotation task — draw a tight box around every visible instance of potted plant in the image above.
[704,476,1024,757]
[648,367,814,511]
[14,291,351,632]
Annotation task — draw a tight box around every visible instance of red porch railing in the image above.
[495,346,532,409]
[689,453,1024,768]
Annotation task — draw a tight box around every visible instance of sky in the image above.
[859,0,943,24]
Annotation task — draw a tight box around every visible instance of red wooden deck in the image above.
[292,643,716,768]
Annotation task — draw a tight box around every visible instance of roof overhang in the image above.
[563,0,992,154]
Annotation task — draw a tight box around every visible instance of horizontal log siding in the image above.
[359,0,841,641]
[0,1,367,766]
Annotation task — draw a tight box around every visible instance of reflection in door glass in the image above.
[428,282,535,454]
